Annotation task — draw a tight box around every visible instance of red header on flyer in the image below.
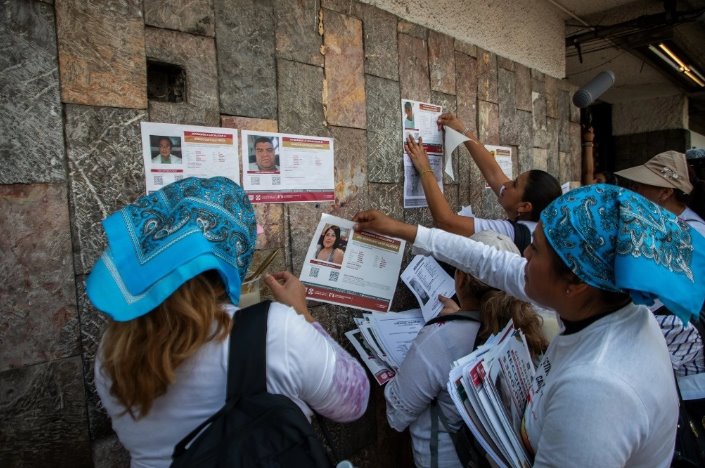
[305,285,390,311]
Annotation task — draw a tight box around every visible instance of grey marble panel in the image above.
[454,39,477,57]
[455,52,477,136]
[144,0,215,36]
[398,34,430,103]
[544,75,558,119]
[515,63,532,112]
[498,67,517,146]
[277,59,329,137]
[361,4,398,81]
[0,357,92,467]
[0,183,79,371]
[458,145,485,209]
[432,91,458,185]
[368,183,403,221]
[366,75,403,183]
[215,0,277,119]
[558,92,571,154]
[397,19,427,39]
[569,122,582,181]
[330,126,368,214]
[0,0,65,184]
[517,144,532,174]
[65,105,147,275]
[515,110,533,149]
[532,87,549,149]
[276,0,323,66]
[403,203,434,229]
[478,101,499,146]
[145,27,219,127]
[532,147,549,173]
[428,31,456,95]
[92,435,130,468]
[497,55,515,71]
[559,151,571,184]
[321,0,364,16]
[546,117,560,177]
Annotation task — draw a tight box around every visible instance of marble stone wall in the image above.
[0,0,581,466]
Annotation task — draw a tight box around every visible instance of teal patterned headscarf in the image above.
[540,184,705,325]
[86,177,257,321]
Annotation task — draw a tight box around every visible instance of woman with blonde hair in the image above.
[88,177,369,467]
[385,231,547,468]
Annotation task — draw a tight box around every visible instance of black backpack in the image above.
[509,220,532,254]
[171,300,332,468]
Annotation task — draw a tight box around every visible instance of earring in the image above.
[565,288,570,294]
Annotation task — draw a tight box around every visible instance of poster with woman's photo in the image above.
[141,122,239,193]
[299,214,406,312]
[241,130,334,203]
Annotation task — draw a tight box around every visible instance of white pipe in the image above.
[545,0,593,28]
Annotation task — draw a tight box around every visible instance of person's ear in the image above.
[564,281,589,297]
[516,201,533,218]
[658,187,674,203]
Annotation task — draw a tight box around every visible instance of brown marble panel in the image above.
[276,0,324,66]
[455,52,478,136]
[331,126,368,214]
[253,204,286,250]
[398,34,430,103]
[321,0,364,17]
[0,183,79,371]
[532,147,549,173]
[56,0,146,108]
[366,75,403,183]
[545,75,558,119]
[476,48,498,104]
[64,105,147,275]
[497,56,515,71]
[277,59,329,137]
[498,67,517,146]
[144,0,215,36]
[398,19,427,39]
[454,39,477,57]
[0,357,92,466]
[221,116,279,133]
[361,4,398,80]
[1,0,65,184]
[428,31,456,95]
[515,63,532,112]
[215,0,277,119]
[478,101,499,145]
[323,9,366,129]
[546,117,560,177]
[145,27,219,127]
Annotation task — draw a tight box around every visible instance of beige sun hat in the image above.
[615,150,693,194]
[470,230,520,255]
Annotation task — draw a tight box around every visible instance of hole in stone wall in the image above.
[147,60,186,103]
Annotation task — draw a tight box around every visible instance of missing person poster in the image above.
[140,122,239,193]
[241,130,335,203]
[299,214,406,312]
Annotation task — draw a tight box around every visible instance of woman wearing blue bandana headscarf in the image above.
[353,184,705,466]
[88,177,369,468]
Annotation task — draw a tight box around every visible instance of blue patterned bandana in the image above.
[541,184,705,325]
[86,177,257,321]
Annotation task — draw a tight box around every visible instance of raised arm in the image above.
[405,135,476,236]
[437,113,510,195]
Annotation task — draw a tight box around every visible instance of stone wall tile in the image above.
[497,56,515,71]
[398,34,430,103]
[331,126,368,213]
[361,5,398,80]
[455,52,478,136]
[1,0,65,184]
[56,0,146,108]
[532,88,549,149]
[323,9,366,129]
[65,105,147,275]
[478,101,500,145]
[559,151,571,184]
[398,19,427,39]
[0,357,92,466]
[321,0,364,17]
[531,68,545,82]
[546,117,560,176]
[221,116,279,133]
[458,146,485,209]
[144,0,215,36]
[368,183,403,220]
[428,31,456,95]
[0,183,79,371]
[476,48,498,104]
[569,121,582,181]
[432,91,458,184]
[404,203,434,228]
[145,27,219,127]
[253,204,286,250]
[444,183,459,213]
[544,75,558,119]
[366,75,402,183]
[276,0,324,67]
[515,110,533,150]
[515,63,532,112]
[498,67,517,146]
[517,144,532,175]
[93,435,130,468]
[567,83,581,122]
[215,0,277,119]
[277,59,329,137]
[531,147,548,172]
[558,92,571,154]
[454,39,477,57]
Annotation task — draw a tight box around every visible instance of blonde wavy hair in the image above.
[465,274,548,358]
[99,271,231,419]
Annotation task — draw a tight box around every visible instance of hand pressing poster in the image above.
[299,214,406,312]
[400,255,456,322]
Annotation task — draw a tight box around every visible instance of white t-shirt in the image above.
[679,206,705,238]
[95,302,369,468]
[385,318,481,467]
[473,217,537,240]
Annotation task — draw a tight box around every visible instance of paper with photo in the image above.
[345,329,396,385]
[485,145,513,189]
[141,122,239,193]
[403,153,444,208]
[368,309,424,369]
[300,214,405,312]
[443,126,470,180]
[241,130,334,204]
[400,255,456,322]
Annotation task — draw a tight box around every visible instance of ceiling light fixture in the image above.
[648,42,705,87]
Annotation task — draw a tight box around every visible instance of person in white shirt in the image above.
[87,177,369,468]
[353,184,705,467]
[151,137,182,164]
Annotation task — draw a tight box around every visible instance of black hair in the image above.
[683,165,705,220]
[522,170,562,222]
[404,101,412,110]
[254,136,273,146]
[318,225,341,250]
[158,137,172,148]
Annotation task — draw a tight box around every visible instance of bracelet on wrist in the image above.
[420,168,435,177]
[582,142,594,148]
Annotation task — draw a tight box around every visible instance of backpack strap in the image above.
[227,300,272,402]
[509,220,532,254]
[425,310,481,327]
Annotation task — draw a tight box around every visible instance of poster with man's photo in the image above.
[140,122,239,193]
[241,130,335,203]
[299,214,406,312]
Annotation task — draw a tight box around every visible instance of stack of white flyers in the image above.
[345,309,424,385]
[447,320,535,468]
[400,255,456,322]
[401,99,444,208]
[299,214,406,312]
